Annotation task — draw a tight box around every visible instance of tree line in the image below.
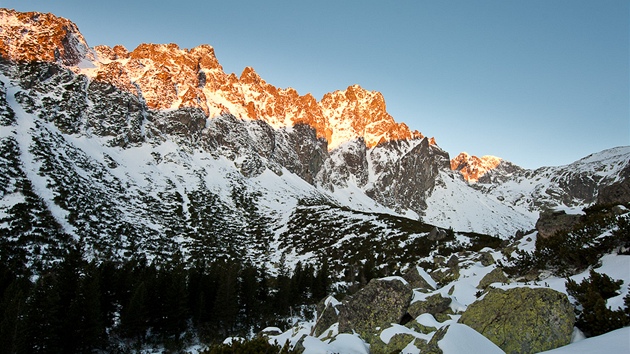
[0,247,331,353]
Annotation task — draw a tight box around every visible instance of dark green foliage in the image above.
[0,252,327,352]
[566,270,630,337]
[203,337,297,354]
[505,206,630,277]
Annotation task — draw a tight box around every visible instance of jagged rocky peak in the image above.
[450,152,503,182]
[320,84,425,149]
[0,8,91,65]
[0,8,427,152]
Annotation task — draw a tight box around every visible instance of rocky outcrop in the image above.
[459,287,575,354]
[407,294,451,318]
[0,8,425,152]
[0,9,91,66]
[338,277,413,337]
[477,267,509,290]
[451,152,502,183]
[402,267,435,291]
[597,165,630,206]
[364,137,451,214]
[312,296,341,337]
[535,210,582,239]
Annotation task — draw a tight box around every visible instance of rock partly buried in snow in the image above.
[535,210,581,239]
[460,287,575,354]
[477,267,509,290]
[312,296,341,337]
[402,266,436,291]
[407,293,451,318]
[338,277,412,338]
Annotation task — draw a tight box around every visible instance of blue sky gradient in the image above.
[2,0,628,168]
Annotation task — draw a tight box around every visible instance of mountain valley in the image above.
[0,8,629,354]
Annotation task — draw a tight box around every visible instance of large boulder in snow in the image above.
[460,287,575,354]
[312,296,341,337]
[338,277,413,338]
[477,267,509,290]
[402,266,436,291]
[535,210,581,239]
[407,293,451,318]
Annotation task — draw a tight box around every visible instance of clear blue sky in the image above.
[3,0,628,168]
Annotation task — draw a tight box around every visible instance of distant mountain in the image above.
[1,8,630,354]
[0,7,628,271]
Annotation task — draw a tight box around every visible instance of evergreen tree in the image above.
[23,274,63,353]
[239,264,260,330]
[120,280,149,341]
[0,279,28,354]
[212,262,239,335]
[312,257,330,301]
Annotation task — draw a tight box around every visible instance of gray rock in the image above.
[312,296,341,337]
[460,287,575,354]
[402,266,435,291]
[338,277,413,337]
[407,293,451,318]
[477,267,509,290]
[535,210,581,239]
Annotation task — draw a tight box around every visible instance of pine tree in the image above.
[121,280,149,341]
[23,274,63,353]
[0,279,28,353]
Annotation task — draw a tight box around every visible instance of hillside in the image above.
[0,8,628,354]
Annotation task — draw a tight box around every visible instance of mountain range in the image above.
[0,7,628,273]
[1,8,630,354]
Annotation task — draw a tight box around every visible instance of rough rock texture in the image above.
[459,287,575,354]
[451,152,502,183]
[364,138,451,213]
[402,267,435,291]
[535,210,582,239]
[407,294,451,318]
[370,333,419,354]
[0,9,91,66]
[479,251,496,266]
[477,267,509,290]
[597,165,630,206]
[312,296,341,337]
[338,277,413,337]
[0,8,424,152]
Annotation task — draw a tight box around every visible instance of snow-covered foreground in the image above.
[266,233,630,353]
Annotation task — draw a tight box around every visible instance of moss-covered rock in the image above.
[312,296,341,337]
[479,251,495,266]
[429,267,460,287]
[369,333,418,354]
[338,277,412,339]
[402,266,435,291]
[405,319,437,334]
[459,287,575,354]
[407,293,451,318]
[477,267,509,290]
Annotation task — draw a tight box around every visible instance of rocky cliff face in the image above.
[1,8,629,242]
[0,9,91,66]
[0,8,422,153]
[450,152,503,183]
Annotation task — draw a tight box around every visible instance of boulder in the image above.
[370,333,419,354]
[312,296,341,337]
[535,210,581,239]
[338,277,413,337]
[459,287,575,354]
[428,226,448,241]
[407,294,451,318]
[479,251,495,266]
[477,267,509,290]
[402,266,435,291]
